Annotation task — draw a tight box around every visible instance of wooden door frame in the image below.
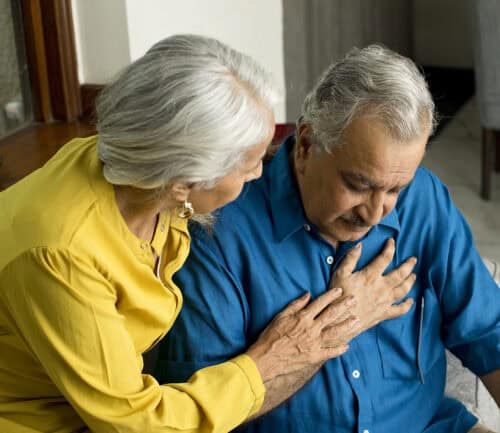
[19,0,82,123]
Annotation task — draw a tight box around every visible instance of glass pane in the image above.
[0,0,33,138]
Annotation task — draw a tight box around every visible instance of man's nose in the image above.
[359,191,386,226]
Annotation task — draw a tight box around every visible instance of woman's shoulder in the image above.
[0,136,109,267]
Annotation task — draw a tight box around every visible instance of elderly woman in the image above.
[0,35,412,433]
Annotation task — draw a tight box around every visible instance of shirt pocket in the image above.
[376,288,444,381]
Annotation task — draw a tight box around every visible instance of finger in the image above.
[334,243,362,279]
[385,257,417,287]
[391,273,417,301]
[305,287,343,318]
[384,298,414,320]
[322,316,360,343]
[362,238,396,276]
[318,344,350,362]
[276,292,311,319]
[314,295,357,328]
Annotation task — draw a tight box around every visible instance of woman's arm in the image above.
[1,247,264,433]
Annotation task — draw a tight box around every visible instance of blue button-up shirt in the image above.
[156,137,500,433]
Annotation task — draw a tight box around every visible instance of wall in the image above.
[71,0,286,122]
[413,0,474,68]
[71,0,132,84]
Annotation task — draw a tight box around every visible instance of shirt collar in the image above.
[267,136,311,242]
[379,206,400,232]
[266,135,400,243]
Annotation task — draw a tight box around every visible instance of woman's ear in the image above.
[168,182,192,202]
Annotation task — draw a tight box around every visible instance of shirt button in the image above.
[352,369,360,379]
[363,430,370,433]
[304,224,311,232]
[141,243,148,250]
[326,255,334,265]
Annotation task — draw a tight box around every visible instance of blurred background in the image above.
[0,0,477,134]
[0,0,498,428]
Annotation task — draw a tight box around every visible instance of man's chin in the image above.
[319,223,370,246]
[336,222,372,241]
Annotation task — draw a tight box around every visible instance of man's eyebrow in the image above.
[342,171,382,188]
[342,171,411,190]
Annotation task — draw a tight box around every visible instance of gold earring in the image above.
[178,200,194,218]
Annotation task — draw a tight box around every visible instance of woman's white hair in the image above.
[96,34,278,189]
[299,45,436,153]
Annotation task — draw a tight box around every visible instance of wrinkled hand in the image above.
[329,238,416,343]
[246,288,360,382]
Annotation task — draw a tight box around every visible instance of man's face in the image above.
[294,116,428,247]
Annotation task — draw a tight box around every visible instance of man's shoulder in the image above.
[214,178,273,237]
[398,166,451,210]
[395,166,460,242]
[222,177,271,217]
[406,166,446,194]
[187,178,275,270]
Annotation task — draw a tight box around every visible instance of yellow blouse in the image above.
[0,136,265,433]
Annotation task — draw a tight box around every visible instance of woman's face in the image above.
[189,117,275,214]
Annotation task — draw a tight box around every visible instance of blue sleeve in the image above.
[155,225,250,384]
[421,169,500,376]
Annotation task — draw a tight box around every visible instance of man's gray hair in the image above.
[299,45,436,153]
[96,34,278,189]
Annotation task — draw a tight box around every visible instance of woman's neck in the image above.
[113,185,172,242]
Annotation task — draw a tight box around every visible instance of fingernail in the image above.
[355,243,362,250]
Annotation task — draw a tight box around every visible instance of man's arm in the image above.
[418,171,500,404]
[480,369,500,407]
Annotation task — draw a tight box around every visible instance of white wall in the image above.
[72,0,286,122]
[71,0,131,83]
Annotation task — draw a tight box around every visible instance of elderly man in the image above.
[155,46,499,433]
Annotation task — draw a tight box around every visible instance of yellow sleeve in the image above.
[0,248,265,432]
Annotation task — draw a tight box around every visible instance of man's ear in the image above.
[168,182,192,202]
[294,124,314,175]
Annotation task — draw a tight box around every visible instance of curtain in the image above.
[283,0,413,121]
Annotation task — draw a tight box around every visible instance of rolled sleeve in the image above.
[426,173,500,376]
[230,354,266,415]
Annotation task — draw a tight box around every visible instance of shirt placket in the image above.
[309,229,375,432]
[341,344,374,433]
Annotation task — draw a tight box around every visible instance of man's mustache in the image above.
[342,215,370,228]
